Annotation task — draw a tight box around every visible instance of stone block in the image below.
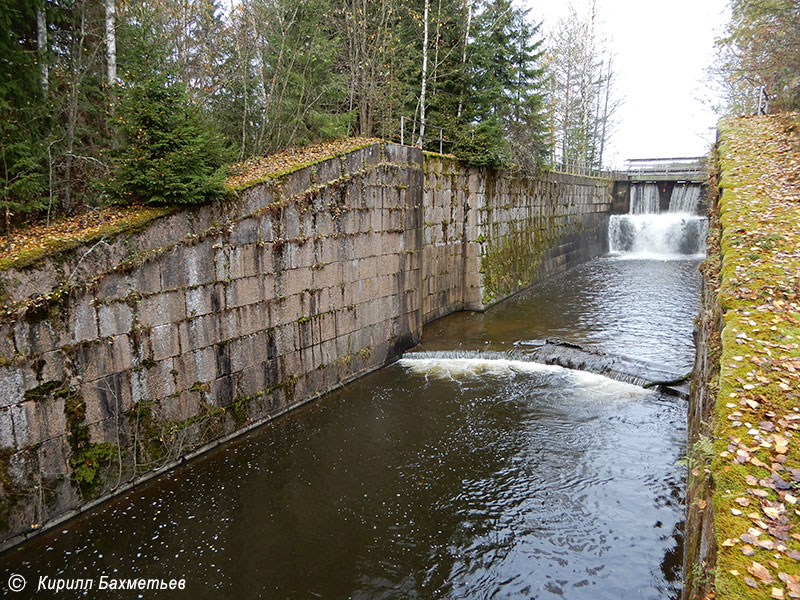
[227,276,264,309]
[84,372,133,424]
[362,143,381,167]
[98,302,133,338]
[236,363,266,400]
[342,149,364,176]
[151,323,180,361]
[145,358,176,401]
[0,407,15,450]
[314,156,342,185]
[279,166,313,199]
[13,396,66,448]
[236,303,267,338]
[184,240,216,287]
[134,261,162,296]
[186,284,213,318]
[110,335,133,372]
[179,314,218,352]
[160,246,191,291]
[69,295,98,344]
[210,374,235,407]
[283,204,301,239]
[138,291,185,329]
[240,185,273,215]
[282,268,313,297]
[96,272,134,302]
[214,245,233,281]
[74,340,114,383]
[232,217,259,246]
[257,213,274,244]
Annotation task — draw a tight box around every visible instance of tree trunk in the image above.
[456,0,472,119]
[37,5,48,93]
[416,0,430,147]
[105,0,116,85]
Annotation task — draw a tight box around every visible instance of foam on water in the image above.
[398,356,649,398]
[608,213,708,258]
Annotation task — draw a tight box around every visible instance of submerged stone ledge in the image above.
[686,113,800,600]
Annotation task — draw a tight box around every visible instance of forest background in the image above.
[1,0,797,230]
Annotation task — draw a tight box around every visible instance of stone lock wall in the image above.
[421,156,611,314]
[0,143,612,548]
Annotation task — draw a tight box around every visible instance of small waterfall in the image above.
[610,181,707,259]
[669,184,701,213]
[608,214,708,258]
[630,183,660,214]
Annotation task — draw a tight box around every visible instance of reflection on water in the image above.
[0,256,699,599]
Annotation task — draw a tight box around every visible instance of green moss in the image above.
[0,206,175,273]
[23,380,65,402]
[61,386,119,497]
[706,115,800,599]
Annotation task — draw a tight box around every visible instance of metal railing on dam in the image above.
[623,156,707,182]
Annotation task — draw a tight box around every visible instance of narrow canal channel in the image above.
[3,254,701,599]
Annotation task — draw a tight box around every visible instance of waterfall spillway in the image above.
[609,182,707,259]
[669,183,701,213]
[630,183,660,214]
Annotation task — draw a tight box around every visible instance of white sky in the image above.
[527,0,730,167]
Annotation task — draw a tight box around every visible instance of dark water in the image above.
[419,257,701,371]
[0,256,700,599]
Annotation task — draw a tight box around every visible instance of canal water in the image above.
[1,254,700,599]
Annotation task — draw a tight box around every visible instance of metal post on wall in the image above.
[400,116,405,146]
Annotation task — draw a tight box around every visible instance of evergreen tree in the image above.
[108,71,229,205]
[454,0,547,169]
[108,14,229,206]
[0,0,47,228]
[715,0,800,114]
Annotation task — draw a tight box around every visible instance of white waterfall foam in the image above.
[398,356,648,397]
[669,184,701,213]
[630,183,660,214]
[608,213,708,259]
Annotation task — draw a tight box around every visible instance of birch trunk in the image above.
[105,0,117,85]
[37,6,48,92]
[416,0,430,147]
[456,0,471,118]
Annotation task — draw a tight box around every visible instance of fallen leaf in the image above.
[750,561,776,584]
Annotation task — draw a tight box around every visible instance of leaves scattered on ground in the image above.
[713,113,800,600]
[0,205,173,272]
[226,137,381,190]
[0,137,381,272]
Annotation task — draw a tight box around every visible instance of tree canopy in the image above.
[0,0,619,229]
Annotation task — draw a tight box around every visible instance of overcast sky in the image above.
[527,0,730,167]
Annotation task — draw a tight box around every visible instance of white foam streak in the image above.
[398,357,648,398]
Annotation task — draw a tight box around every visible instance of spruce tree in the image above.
[108,71,229,206]
[0,0,47,228]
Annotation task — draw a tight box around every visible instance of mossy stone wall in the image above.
[0,144,613,550]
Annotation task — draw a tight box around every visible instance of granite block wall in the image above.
[0,143,613,548]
